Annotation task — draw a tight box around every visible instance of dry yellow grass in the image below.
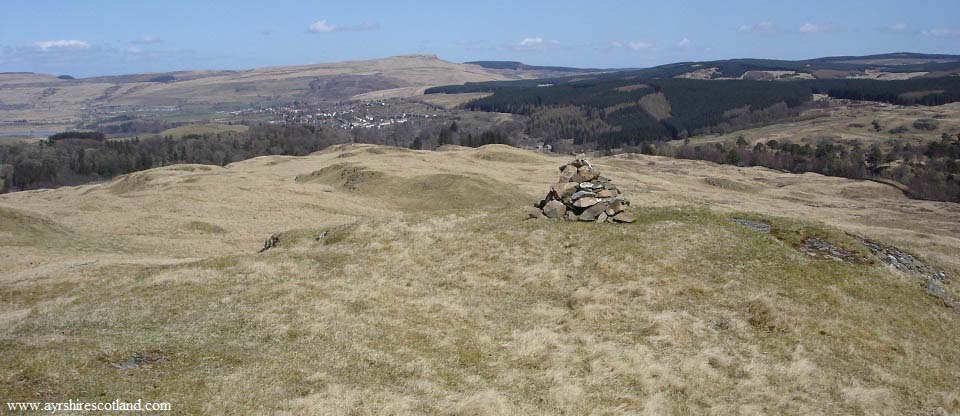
[154,123,249,138]
[412,93,494,109]
[685,101,960,147]
[638,92,672,120]
[1,144,958,414]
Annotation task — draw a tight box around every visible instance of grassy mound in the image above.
[106,165,221,194]
[365,146,413,155]
[472,145,544,163]
[2,206,956,414]
[435,144,471,152]
[107,171,159,195]
[0,206,126,251]
[297,163,531,211]
[0,206,72,245]
[703,177,760,193]
[178,221,227,234]
[295,163,385,190]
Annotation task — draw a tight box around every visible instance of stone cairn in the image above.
[535,156,635,223]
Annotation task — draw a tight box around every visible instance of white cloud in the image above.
[799,23,823,34]
[131,35,162,45]
[33,40,90,51]
[738,21,777,33]
[308,20,336,33]
[676,38,692,49]
[627,41,654,51]
[126,46,144,54]
[885,23,908,32]
[610,41,623,48]
[519,37,544,47]
[510,37,559,51]
[922,28,960,38]
[308,20,379,33]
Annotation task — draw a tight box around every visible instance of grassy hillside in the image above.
[1,144,958,414]
[155,123,249,138]
[0,55,553,135]
[679,101,960,147]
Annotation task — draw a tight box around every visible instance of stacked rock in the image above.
[535,157,635,223]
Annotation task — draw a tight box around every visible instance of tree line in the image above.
[0,125,346,192]
[638,134,960,202]
[0,121,518,193]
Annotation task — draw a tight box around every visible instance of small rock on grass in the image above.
[731,218,772,233]
[526,207,544,220]
[258,234,280,253]
[612,212,636,223]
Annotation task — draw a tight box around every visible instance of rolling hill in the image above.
[0,55,567,134]
[1,144,958,414]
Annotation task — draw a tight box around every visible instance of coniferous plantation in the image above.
[429,75,960,147]
[425,75,960,202]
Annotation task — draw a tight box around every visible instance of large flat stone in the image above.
[579,202,608,221]
[612,212,636,223]
[573,197,600,208]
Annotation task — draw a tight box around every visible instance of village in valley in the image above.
[220,99,444,130]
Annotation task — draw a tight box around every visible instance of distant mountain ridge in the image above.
[630,52,960,80]
[805,52,960,64]
[465,61,606,73]
[470,53,960,81]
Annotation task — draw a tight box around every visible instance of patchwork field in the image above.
[1,144,958,414]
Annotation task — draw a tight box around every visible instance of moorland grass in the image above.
[2,206,957,414]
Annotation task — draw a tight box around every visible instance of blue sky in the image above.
[1,0,958,76]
